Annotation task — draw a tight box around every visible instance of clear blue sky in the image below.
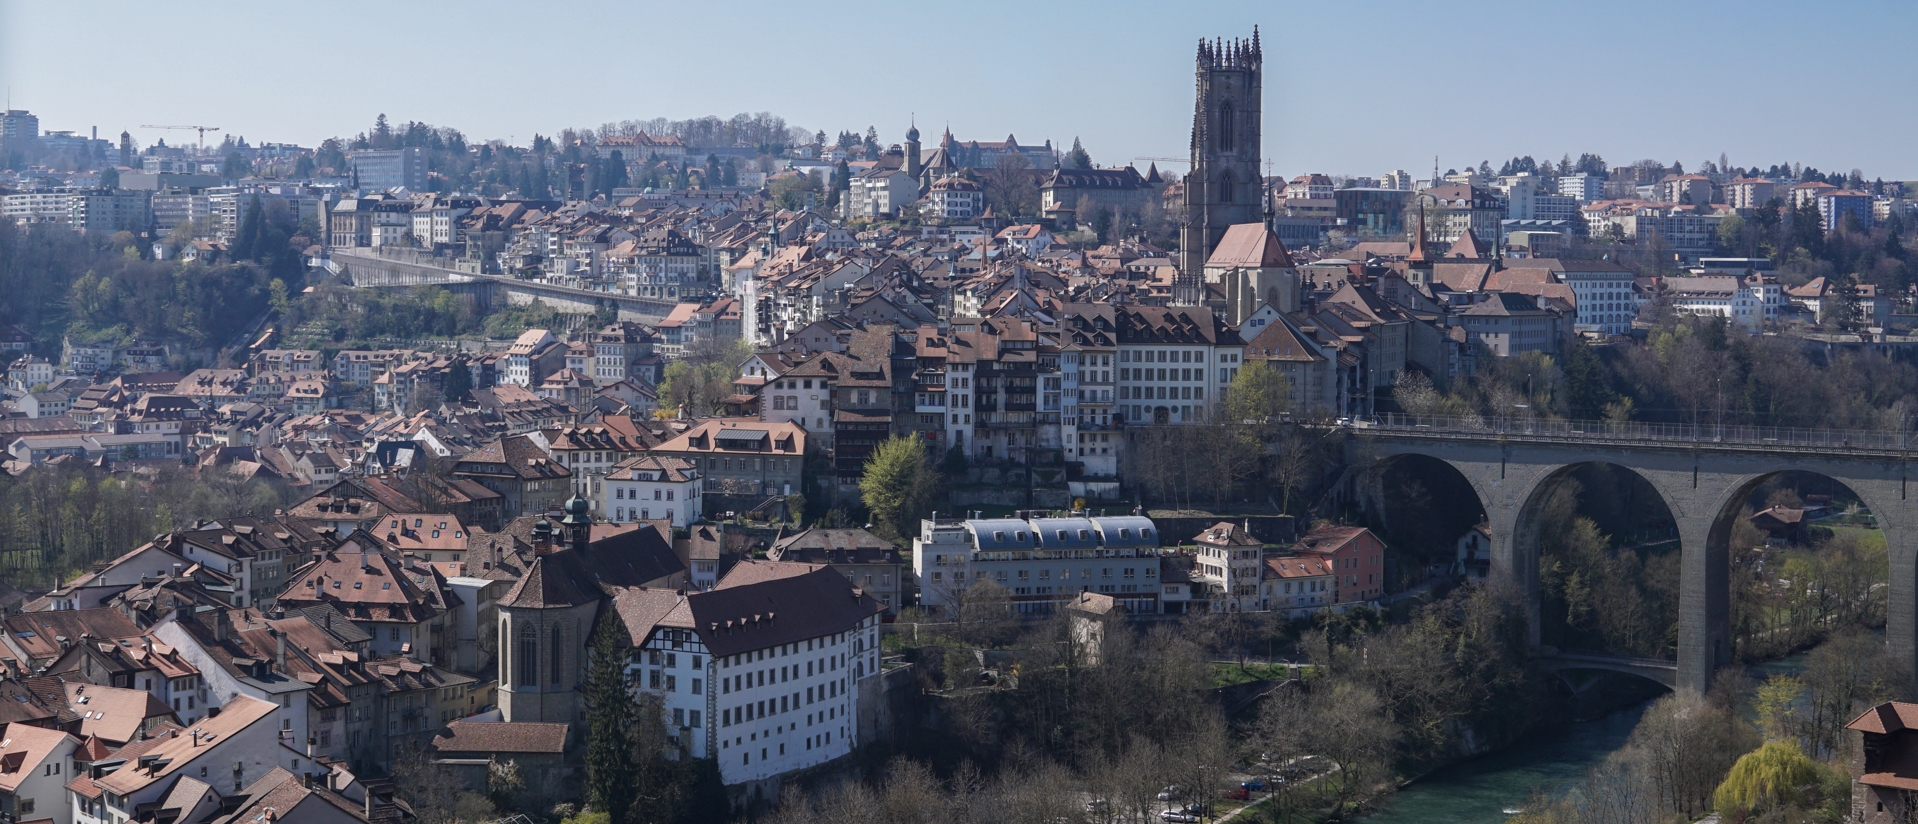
[4,0,1914,179]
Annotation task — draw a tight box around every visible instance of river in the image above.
[1360,656,1809,824]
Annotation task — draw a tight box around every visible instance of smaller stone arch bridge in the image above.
[1539,652,1678,691]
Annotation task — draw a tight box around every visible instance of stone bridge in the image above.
[1342,414,1918,694]
[328,249,683,324]
[1539,652,1678,691]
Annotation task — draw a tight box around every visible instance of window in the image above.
[517,623,538,687]
[1217,101,1235,152]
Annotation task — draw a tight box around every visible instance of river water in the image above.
[1361,656,1809,824]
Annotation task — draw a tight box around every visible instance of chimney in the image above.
[274,629,286,672]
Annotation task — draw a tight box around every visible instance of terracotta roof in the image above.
[1195,521,1264,547]
[1264,555,1333,579]
[95,695,277,796]
[1850,702,1918,734]
[1205,223,1294,269]
[1295,524,1373,555]
[610,564,883,657]
[0,723,75,792]
[432,720,568,754]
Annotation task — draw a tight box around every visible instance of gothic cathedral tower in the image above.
[1177,29,1263,305]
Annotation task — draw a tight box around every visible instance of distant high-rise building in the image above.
[346,146,426,193]
[1,109,39,154]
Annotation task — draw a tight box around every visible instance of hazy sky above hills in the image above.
[5,0,1914,179]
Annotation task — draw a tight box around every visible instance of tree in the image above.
[1224,359,1290,423]
[583,618,640,824]
[982,154,1038,218]
[859,435,940,539]
[221,152,250,180]
[1713,740,1823,816]
[601,150,629,196]
[1065,137,1092,170]
[98,167,119,189]
[443,359,474,403]
[230,195,265,262]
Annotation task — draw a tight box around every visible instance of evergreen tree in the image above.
[1065,137,1092,170]
[583,618,640,824]
[443,359,473,403]
[1561,340,1613,419]
[230,195,265,262]
[602,150,629,196]
[99,167,119,189]
[222,152,250,180]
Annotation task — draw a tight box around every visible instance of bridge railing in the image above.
[1363,413,1916,453]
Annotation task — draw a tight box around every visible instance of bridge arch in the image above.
[1699,466,1908,678]
[1354,452,1490,570]
[1511,460,1683,659]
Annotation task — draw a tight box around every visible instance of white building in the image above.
[844,167,918,219]
[1191,521,1266,612]
[610,562,885,802]
[79,696,293,824]
[603,455,703,527]
[1110,305,1245,427]
[922,175,983,221]
[1259,554,1334,612]
[0,724,78,824]
[912,515,1163,616]
[1558,173,1603,203]
[1665,275,1779,331]
[504,329,558,387]
[1547,259,1638,336]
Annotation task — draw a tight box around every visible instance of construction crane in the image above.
[141,124,222,153]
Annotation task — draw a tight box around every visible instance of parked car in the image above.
[1223,786,1250,801]
[1241,779,1266,791]
[1157,786,1180,801]
[1084,799,1110,814]
[1159,812,1199,823]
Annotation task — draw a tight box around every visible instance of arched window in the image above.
[1219,172,1234,204]
[517,622,539,687]
[550,625,566,688]
[1217,101,1235,152]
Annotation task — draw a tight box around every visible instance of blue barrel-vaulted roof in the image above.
[1091,516,1159,548]
[1030,517,1101,550]
[965,519,1036,550]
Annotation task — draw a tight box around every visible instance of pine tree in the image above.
[231,195,265,262]
[583,618,640,824]
[1065,137,1092,170]
[443,360,473,403]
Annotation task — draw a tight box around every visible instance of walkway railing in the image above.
[1356,413,1918,455]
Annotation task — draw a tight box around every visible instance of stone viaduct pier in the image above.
[1343,415,1918,694]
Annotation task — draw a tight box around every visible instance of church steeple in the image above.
[1178,28,1264,304]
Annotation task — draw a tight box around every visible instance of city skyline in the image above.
[4,0,1916,179]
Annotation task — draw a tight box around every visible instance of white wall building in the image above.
[603,455,703,528]
[0,724,78,824]
[912,515,1163,616]
[611,563,885,802]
